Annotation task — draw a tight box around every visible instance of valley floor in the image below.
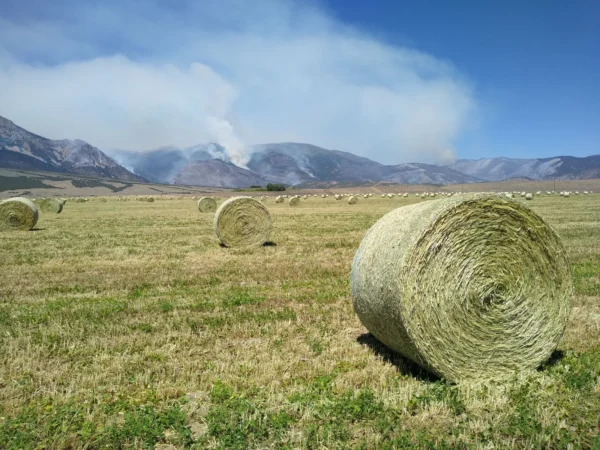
[0,195,599,448]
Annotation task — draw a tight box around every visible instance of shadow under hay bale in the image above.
[537,349,566,371]
[357,333,439,382]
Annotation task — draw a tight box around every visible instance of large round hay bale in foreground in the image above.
[0,197,39,231]
[351,195,572,382]
[197,197,217,213]
[39,198,63,214]
[214,196,272,247]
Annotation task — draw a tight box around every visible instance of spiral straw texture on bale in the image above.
[0,197,39,231]
[197,197,218,213]
[348,195,358,205]
[214,196,272,247]
[39,198,63,214]
[351,195,572,382]
[289,196,300,206]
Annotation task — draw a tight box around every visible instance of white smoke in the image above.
[206,117,248,167]
[0,0,476,165]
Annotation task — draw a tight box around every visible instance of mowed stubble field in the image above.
[0,194,599,449]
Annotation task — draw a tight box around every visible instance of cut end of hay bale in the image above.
[39,198,63,214]
[351,195,573,382]
[213,196,272,247]
[0,197,39,231]
[197,197,218,213]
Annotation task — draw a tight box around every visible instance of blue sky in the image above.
[325,0,600,160]
[0,0,598,164]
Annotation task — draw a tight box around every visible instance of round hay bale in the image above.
[275,196,284,204]
[289,196,300,206]
[39,198,63,214]
[0,197,39,231]
[351,195,572,382]
[146,197,155,203]
[197,197,218,213]
[348,195,358,205]
[525,193,533,200]
[214,196,272,247]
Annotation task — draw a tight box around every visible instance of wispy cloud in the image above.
[0,0,475,164]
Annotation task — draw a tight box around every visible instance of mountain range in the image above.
[1,115,599,188]
[0,116,142,182]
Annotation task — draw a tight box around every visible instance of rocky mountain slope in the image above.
[173,159,268,188]
[381,163,482,184]
[448,155,600,181]
[3,114,599,187]
[0,116,143,182]
[109,143,482,187]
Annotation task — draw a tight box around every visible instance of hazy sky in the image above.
[0,0,598,164]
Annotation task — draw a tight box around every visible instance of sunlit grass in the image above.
[0,194,598,449]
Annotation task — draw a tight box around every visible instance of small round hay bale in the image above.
[197,197,218,213]
[275,196,284,203]
[525,193,533,200]
[335,194,343,200]
[0,197,39,231]
[146,197,155,203]
[289,196,300,206]
[351,195,572,382]
[563,192,570,198]
[214,196,272,247]
[348,195,358,205]
[39,198,63,214]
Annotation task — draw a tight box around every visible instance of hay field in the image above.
[0,195,598,449]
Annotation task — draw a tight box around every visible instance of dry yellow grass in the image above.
[0,194,598,449]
